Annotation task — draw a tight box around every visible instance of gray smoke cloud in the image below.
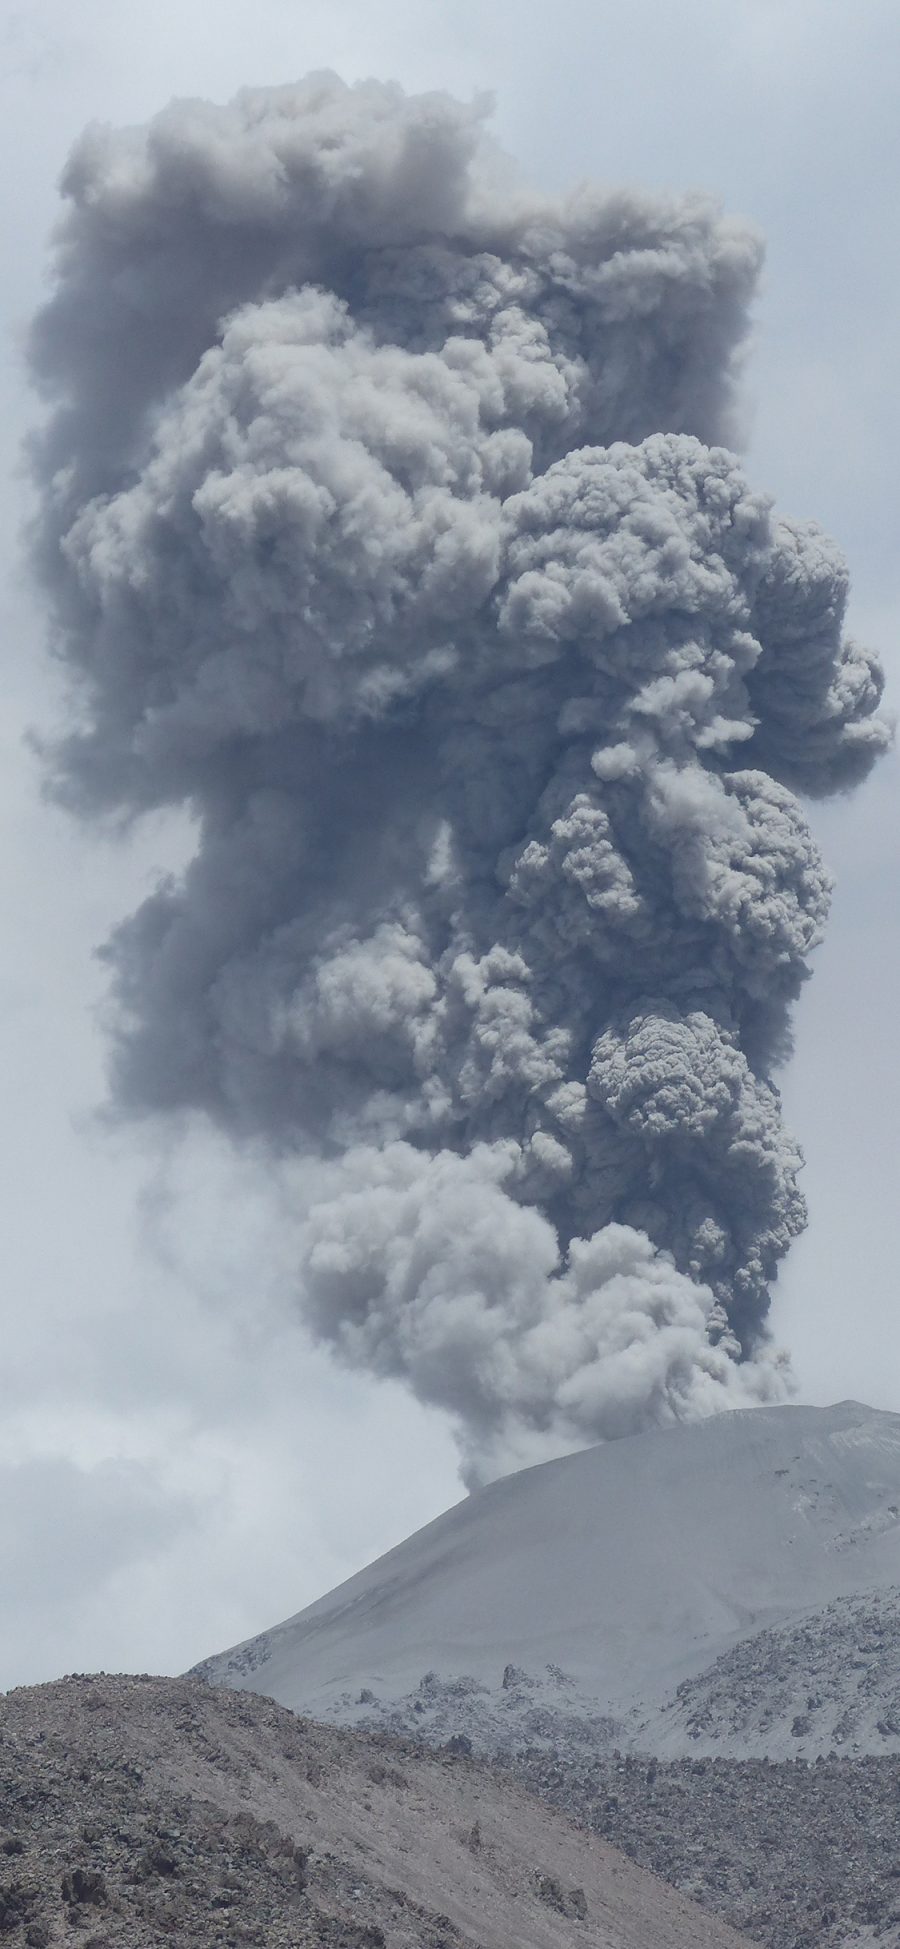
[29,76,889,1484]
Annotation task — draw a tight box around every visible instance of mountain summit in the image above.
[196,1401,900,1759]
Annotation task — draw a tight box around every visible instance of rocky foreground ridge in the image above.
[0,1672,750,1949]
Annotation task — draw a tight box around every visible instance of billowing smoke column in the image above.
[30,77,888,1483]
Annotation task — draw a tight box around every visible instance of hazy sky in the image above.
[1,0,897,1689]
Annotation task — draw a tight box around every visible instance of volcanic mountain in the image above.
[196,1400,900,1761]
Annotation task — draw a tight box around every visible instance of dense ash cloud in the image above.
[29,76,889,1483]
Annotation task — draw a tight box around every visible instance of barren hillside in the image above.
[0,1673,750,1949]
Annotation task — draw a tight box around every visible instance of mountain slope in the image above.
[0,1673,752,1949]
[196,1401,900,1757]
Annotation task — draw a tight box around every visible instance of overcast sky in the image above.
[0,0,897,1690]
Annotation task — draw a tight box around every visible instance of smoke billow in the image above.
[29,76,889,1483]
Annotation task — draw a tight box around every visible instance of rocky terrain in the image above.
[0,1672,750,1949]
[643,1586,900,1758]
[503,1746,900,1949]
[3,1660,898,1949]
[300,1664,626,1765]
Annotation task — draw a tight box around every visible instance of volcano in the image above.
[196,1399,900,1760]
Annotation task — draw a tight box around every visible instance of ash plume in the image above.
[29,76,889,1483]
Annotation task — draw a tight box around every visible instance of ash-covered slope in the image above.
[644,1584,900,1758]
[0,1673,751,1949]
[196,1401,900,1756]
